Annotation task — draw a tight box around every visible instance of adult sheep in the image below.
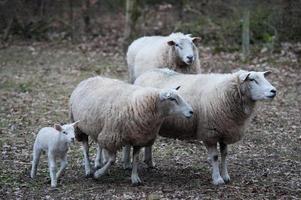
[69,76,193,185]
[127,32,201,83]
[129,68,277,185]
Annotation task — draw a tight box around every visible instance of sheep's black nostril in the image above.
[187,56,193,61]
[270,89,276,94]
[189,110,193,115]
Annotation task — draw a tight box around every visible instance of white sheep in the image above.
[127,32,201,83]
[129,68,277,185]
[69,76,193,185]
[30,121,79,187]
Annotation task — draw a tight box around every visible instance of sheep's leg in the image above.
[56,154,68,180]
[131,146,142,186]
[94,150,116,179]
[122,145,132,170]
[144,146,155,168]
[102,148,109,165]
[48,152,57,187]
[30,145,41,179]
[206,144,224,185]
[220,142,230,183]
[82,139,93,177]
[94,143,103,169]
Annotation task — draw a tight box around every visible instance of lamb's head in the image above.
[54,121,80,144]
[167,33,201,65]
[238,70,277,101]
[158,86,193,118]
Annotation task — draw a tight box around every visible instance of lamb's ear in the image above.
[72,120,80,127]
[167,40,176,46]
[239,72,251,82]
[175,86,181,90]
[159,91,171,101]
[263,71,272,77]
[192,37,201,44]
[54,124,63,132]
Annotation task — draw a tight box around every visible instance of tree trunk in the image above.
[68,0,75,42]
[242,0,250,60]
[123,0,141,52]
[83,0,91,34]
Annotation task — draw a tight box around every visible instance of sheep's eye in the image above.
[169,97,178,104]
[62,131,67,135]
[249,78,258,84]
[175,44,182,49]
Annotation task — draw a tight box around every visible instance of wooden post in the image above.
[242,0,250,60]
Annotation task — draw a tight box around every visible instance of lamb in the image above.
[127,32,201,83]
[30,121,79,187]
[69,76,193,185]
[127,68,277,185]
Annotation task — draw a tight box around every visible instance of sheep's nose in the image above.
[187,56,193,61]
[71,138,75,143]
[269,89,276,98]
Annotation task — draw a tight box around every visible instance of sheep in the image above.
[127,32,201,83]
[69,76,193,185]
[30,121,79,187]
[129,68,277,185]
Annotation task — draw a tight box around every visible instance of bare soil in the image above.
[0,40,300,199]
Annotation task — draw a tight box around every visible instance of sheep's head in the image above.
[167,34,201,66]
[159,86,193,118]
[54,121,80,144]
[238,70,276,101]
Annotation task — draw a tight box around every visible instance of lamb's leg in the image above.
[144,146,155,168]
[94,143,103,169]
[102,148,109,165]
[122,145,132,169]
[56,154,68,180]
[82,139,92,177]
[94,150,116,179]
[220,142,230,183]
[30,145,41,179]
[131,146,142,186]
[48,153,57,187]
[206,143,224,185]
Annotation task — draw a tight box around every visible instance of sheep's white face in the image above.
[54,121,80,144]
[239,71,277,101]
[168,37,199,65]
[159,86,193,118]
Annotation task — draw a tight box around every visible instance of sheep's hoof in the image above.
[144,160,156,169]
[131,175,142,186]
[123,163,132,170]
[132,182,143,187]
[222,174,231,183]
[213,177,225,185]
[94,165,103,170]
[85,171,94,178]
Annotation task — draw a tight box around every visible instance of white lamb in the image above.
[125,68,277,185]
[127,32,201,83]
[30,121,79,187]
[69,76,193,185]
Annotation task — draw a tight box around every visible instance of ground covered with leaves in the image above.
[0,40,300,199]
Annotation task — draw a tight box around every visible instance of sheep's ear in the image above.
[72,120,80,127]
[175,86,181,90]
[54,124,63,132]
[192,37,201,44]
[263,71,272,77]
[239,72,251,82]
[167,40,176,46]
[159,91,171,101]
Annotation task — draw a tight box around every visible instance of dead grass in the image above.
[0,42,300,199]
